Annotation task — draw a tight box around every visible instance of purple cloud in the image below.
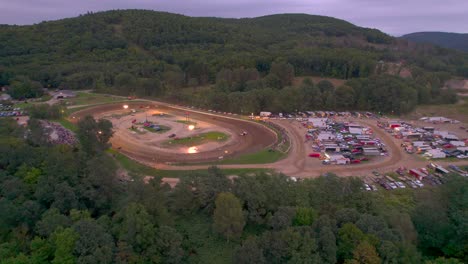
[0,0,467,35]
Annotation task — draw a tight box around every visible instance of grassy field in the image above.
[405,97,468,123]
[165,131,228,146]
[13,94,52,109]
[107,149,270,178]
[37,94,52,102]
[66,92,123,106]
[51,118,78,132]
[430,157,466,162]
[217,149,285,165]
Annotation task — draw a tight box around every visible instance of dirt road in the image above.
[71,100,468,177]
[71,102,277,164]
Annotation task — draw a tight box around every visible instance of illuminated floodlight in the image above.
[123,104,129,109]
[187,146,198,154]
[188,125,195,131]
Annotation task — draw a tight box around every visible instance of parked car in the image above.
[407,181,418,189]
[388,182,398,189]
[395,182,406,188]
[414,180,424,188]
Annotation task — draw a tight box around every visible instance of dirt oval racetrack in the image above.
[70,102,277,164]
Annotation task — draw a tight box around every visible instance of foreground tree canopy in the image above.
[0,10,465,113]
[0,117,467,263]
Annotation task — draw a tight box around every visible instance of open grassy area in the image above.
[66,92,123,106]
[217,149,286,165]
[13,94,52,109]
[405,97,468,123]
[431,157,467,162]
[53,118,78,132]
[165,131,228,146]
[37,94,52,102]
[107,149,270,178]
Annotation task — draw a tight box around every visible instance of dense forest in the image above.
[0,10,467,113]
[401,32,468,53]
[0,116,467,263]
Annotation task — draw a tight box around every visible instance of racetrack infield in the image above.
[70,102,278,164]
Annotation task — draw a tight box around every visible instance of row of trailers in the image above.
[408,163,468,181]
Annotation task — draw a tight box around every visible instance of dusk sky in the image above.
[1,0,467,36]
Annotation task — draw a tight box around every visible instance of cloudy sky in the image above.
[1,0,467,35]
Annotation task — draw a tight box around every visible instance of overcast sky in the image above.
[1,0,467,36]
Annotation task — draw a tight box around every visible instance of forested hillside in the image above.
[402,32,468,52]
[1,10,467,113]
[0,117,467,263]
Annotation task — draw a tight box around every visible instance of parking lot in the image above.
[362,163,468,192]
[0,104,26,117]
[378,118,468,160]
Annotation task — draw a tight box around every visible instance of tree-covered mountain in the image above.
[401,32,468,52]
[0,10,467,113]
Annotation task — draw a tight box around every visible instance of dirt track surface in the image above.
[71,102,277,164]
[71,100,468,177]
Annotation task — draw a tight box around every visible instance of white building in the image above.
[413,141,430,147]
[434,130,459,141]
[326,154,350,165]
[425,149,446,159]
[308,118,328,128]
[0,94,11,101]
[317,132,336,141]
[450,141,465,147]
[363,148,380,156]
[424,117,452,123]
[349,127,364,135]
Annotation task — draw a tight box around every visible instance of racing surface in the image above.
[71,100,468,177]
[71,102,277,164]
